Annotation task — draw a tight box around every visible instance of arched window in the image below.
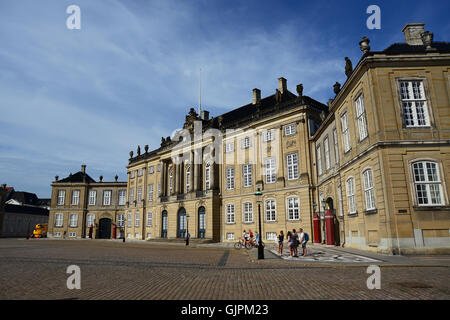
[412,161,443,205]
[362,169,376,210]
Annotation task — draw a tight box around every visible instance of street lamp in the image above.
[255,187,264,260]
[186,213,190,246]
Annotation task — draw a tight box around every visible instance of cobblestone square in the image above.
[0,239,449,300]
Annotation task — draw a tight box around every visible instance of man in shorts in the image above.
[299,228,308,256]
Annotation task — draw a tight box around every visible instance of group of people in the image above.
[240,229,260,247]
[277,228,309,257]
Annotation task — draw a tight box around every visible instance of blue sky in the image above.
[0,0,449,198]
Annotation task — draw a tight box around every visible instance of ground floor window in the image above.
[227,233,234,240]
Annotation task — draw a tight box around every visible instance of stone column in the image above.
[160,161,166,197]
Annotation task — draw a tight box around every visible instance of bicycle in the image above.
[247,239,265,249]
[234,239,251,249]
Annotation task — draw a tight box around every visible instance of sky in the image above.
[0,0,449,198]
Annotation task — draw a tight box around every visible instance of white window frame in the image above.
[137,186,142,202]
[147,212,152,227]
[243,202,253,223]
[86,214,95,228]
[265,158,276,184]
[88,190,97,206]
[266,232,277,241]
[118,190,126,205]
[149,166,154,174]
[242,136,251,149]
[226,167,235,190]
[226,204,235,224]
[103,190,112,206]
[355,94,368,141]
[316,145,322,176]
[263,129,275,142]
[412,161,444,206]
[135,212,140,227]
[341,112,350,153]
[333,128,339,164]
[284,123,296,136]
[138,168,143,176]
[148,184,154,202]
[69,213,78,227]
[57,190,65,205]
[287,196,300,220]
[346,177,356,214]
[185,166,190,192]
[127,213,132,228]
[225,142,234,153]
[399,80,430,127]
[243,164,252,187]
[324,137,330,170]
[286,153,299,180]
[71,190,80,205]
[226,233,235,240]
[129,188,134,203]
[205,162,211,190]
[362,169,376,210]
[55,213,63,227]
[265,199,277,222]
[117,214,124,227]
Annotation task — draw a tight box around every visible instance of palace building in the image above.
[48,23,450,254]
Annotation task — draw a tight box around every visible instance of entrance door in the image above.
[98,218,112,239]
[198,207,206,238]
[161,211,168,238]
[177,208,187,238]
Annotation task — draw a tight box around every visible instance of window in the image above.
[324,137,330,170]
[147,233,152,239]
[265,199,276,221]
[286,153,299,180]
[135,233,140,239]
[226,204,235,224]
[265,158,276,183]
[346,177,356,214]
[337,185,343,217]
[86,214,95,227]
[117,214,124,227]
[135,212,140,227]
[69,232,76,238]
[284,123,296,136]
[243,202,253,223]
[243,164,252,187]
[55,213,63,227]
[225,142,234,153]
[226,233,235,241]
[316,145,322,176]
[185,166,190,192]
[148,184,154,202]
[138,168,143,176]
[226,167,235,190]
[127,213,132,228]
[157,164,161,172]
[147,212,152,227]
[57,190,65,205]
[263,129,275,142]
[71,190,80,205]
[287,197,300,220]
[54,232,61,237]
[88,190,97,206]
[129,188,134,203]
[333,128,339,164]
[157,183,161,197]
[149,166,154,174]
[205,162,211,190]
[69,214,78,227]
[266,232,277,241]
[137,187,142,202]
[242,136,251,149]
[412,161,443,206]
[355,94,368,141]
[363,169,376,210]
[130,171,135,179]
[399,80,430,127]
[103,190,111,205]
[118,190,126,205]
[341,112,350,152]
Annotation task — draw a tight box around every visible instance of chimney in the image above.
[1,184,6,189]
[278,77,287,94]
[81,164,86,174]
[402,23,425,45]
[252,88,261,104]
[201,110,210,121]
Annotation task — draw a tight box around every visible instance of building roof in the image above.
[57,171,96,183]
[379,41,450,55]
[4,203,49,216]
[7,191,40,206]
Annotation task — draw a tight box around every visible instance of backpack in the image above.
[304,232,309,242]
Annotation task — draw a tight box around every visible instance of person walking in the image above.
[287,231,293,257]
[278,231,284,256]
[299,228,309,256]
[88,224,93,239]
[292,229,299,257]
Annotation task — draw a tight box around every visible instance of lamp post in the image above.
[255,188,264,260]
[186,213,190,246]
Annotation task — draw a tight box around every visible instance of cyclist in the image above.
[248,229,254,245]
[241,230,249,246]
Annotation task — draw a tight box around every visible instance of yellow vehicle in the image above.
[32,224,48,238]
